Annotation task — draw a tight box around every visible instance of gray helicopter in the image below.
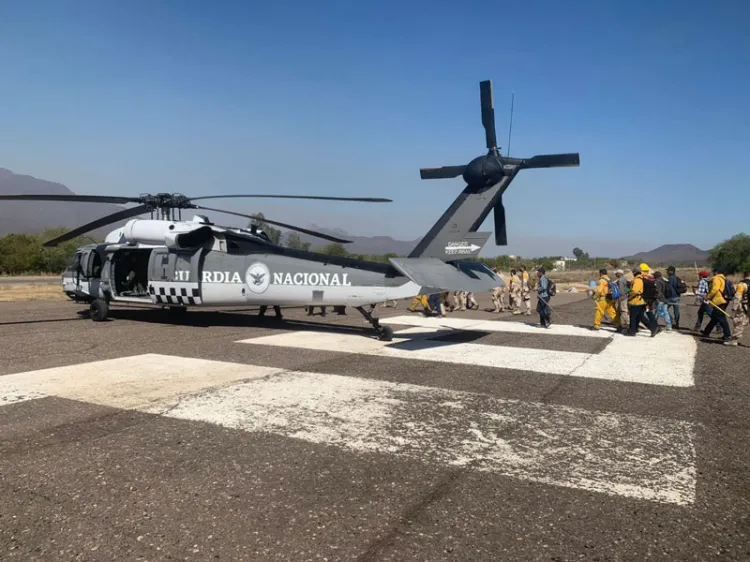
[0,79,579,340]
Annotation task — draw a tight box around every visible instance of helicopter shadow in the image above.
[104,307,387,337]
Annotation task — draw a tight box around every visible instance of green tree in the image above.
[248,213,282,246]
[285,232,311,252]
[320,242,349,258]
[709,233,750,274]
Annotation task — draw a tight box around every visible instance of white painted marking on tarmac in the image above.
[381,315,613,338]
[150,370,696,506]
[0,354,279,410]
[236,326,697,386]
[239,329,592,376]
[576,330,697,386]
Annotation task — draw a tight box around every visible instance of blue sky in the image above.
[1,0,748,257]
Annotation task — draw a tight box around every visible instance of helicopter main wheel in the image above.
[90,298,109,322]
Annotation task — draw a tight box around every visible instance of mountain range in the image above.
[0,167,712,262]
[623,244,711,265]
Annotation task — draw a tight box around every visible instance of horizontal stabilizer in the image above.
[389,257,502,294]
[419,165,467,180]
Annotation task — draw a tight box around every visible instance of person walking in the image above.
[627,267,658,337]
[653,271,673,331]
[592,268,619,330]
[701,266,732,344]
[520,265,532,316]
[693,270,711,331]
[536,267,552,328]
[614,269,630,332]
[666,266,684,329]
[490,269,508,313]
[509,269,522,314]
[726,271,750,346]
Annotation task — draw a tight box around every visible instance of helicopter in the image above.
[0,79,580,341]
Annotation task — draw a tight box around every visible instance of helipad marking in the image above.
[236,325,696,387]
[144,370,696,506]
[0,354,278,410]
[0,355,696,505]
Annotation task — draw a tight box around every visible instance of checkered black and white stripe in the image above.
[148,282,202,306]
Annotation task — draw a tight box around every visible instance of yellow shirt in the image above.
[707,274,727,306]
[628,274,645,306]
[595,275,610,300]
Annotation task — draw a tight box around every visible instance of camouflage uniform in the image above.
[729,280,749,343]
[521,269,532,315]
[490,271,508,312]
[442,291,457,312]
[509,272,522,314]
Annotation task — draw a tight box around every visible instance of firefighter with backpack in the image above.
[592,268,620,330]
[726,271,750,346]
[700,266,733,343]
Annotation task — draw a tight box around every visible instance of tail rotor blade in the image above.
[42,204,150,247]
[480,80,497,150]
[493,199,507,246]
[521,153,580,169]
[419,165,467,180]
[192,205,352,244]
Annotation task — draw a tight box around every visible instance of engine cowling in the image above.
[105,219,214,248]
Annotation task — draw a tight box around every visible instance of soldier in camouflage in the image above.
[490,268,508,313]
[509,268,522,314]
[727,271,750,346]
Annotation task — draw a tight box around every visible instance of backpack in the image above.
[548,278,557,297]
[642,277,657,302]
[663,278,674,299]
[607,280,620,300]
[675,276,687,295]
[723,278,736,301]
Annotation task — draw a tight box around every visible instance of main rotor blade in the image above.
[42,204,150,247]
[192,205,353,244]
[521,153,580,169]
[480,80,497,150]
[419,165,467,180]
[189,194,392,203]
[0,194,141,204]
[493,199,507,246]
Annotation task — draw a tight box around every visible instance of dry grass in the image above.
[0,283,68,302]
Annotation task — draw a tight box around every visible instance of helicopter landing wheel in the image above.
[90,298,109,322]
[378,325,394,341]
[355,306,393,341]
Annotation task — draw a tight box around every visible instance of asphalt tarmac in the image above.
[1,292,749,561]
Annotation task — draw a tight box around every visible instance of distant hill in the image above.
[624,244,711,265]
[297,225,420,256]
[0,167,136,238]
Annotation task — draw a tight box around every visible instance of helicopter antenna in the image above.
[507,91,515,157]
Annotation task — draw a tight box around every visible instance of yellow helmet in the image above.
[639,262,650,272]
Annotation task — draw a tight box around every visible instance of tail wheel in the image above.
[90,299,109,322]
